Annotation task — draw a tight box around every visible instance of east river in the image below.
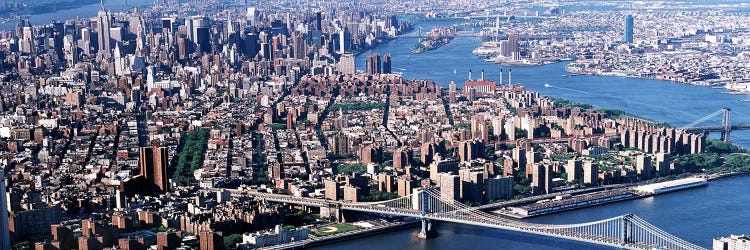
[316,20,750,249]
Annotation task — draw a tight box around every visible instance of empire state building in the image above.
[97,0,112,53]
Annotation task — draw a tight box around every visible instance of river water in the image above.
[329,21,750,249]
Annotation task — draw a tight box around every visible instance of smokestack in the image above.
[469,70,472,80]
[508,69,512,86]
[499,68,503,86]
[481,69,485,81]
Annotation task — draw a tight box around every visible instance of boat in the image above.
[544,84,552,88]
[453,69,457,74]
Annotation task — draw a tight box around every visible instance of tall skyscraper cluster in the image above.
[365,53,392,74]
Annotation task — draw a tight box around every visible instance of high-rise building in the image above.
[438,173,460,201]
[191,16,211,53]
[343,185,360,202]
[459,170,484,203]
[566,159,583,183]
[583,160,599,185]
[636,154,652,178]
[314,12,322,31]
[96,1,112,53]
[324,180,339,200]
[338,54,355,75]
[246,7,257,28]
[531,163,552,195]
[339,29,351,54]
[429,158,459,181]
[624,15,634,43]
[330,131,349,155]
[366,54,381,74]
[486,176,514,201]
[139,147,169,195]
[382,54,392,74]
[397,177,414,197]
[291,32,306,59]
[157,231,182,250]
[199,231,224,250]
[0,170,10,250]
[393,147,410,170]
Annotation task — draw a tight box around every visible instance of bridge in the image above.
[681,108,750,142]
[233,188,705,250]
[396,28,571,40]
[396,28,483,39]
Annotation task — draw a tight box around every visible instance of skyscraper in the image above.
[338,54,355,74]
[139,147,169,194]
[96,0,112,53]
[366,54,381,74]
[292,32,306,59]
[624,15,634,43]
[382,54,392,74]
[0,170,10,250]
[246,7,257,28]
[191,16,211,53]
[339,29,351,54]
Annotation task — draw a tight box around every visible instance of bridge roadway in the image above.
[684,124,750,132]
[221,188,705,250]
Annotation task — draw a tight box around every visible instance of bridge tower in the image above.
[417,187,436,239]
[721,108,731,142]
[620,214,634,246]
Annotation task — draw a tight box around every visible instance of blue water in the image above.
[330,21,750,249]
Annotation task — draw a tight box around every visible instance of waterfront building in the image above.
[242,225,309,248]
[531,163,552,195]
[566,159,583,183]
[486,176,513,201]
[459,170,484,203]
[343,185,361,202]
[324,180,340,200]
[636,154,653,179]
[624,15,634,43]
[635,178,707,195]
[583,160,598,185]
[382,54,392,74]
[366,54,381,74]
[714,235,750,250]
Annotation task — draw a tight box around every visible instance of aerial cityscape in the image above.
[3,0,750,250]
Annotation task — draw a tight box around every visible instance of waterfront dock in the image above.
[498,177,709,219]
